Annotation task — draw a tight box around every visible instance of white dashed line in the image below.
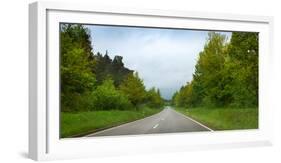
[153,124,159,129]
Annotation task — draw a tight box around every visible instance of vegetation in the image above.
[60,24,164,112]
[60,23,259,137]
[60,24,165,137]
[171,32,258,130]
[61,107,162,138]
[92,51,133,86]
[92,79,132,110]
[119,72,147,107]
[60,24,96,112]
[175,107,258,130]
[146,87,165,108]
[172,32,258,108]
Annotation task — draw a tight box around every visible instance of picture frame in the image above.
[29,1,274,161]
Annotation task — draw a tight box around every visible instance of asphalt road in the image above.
[86,106,212,137]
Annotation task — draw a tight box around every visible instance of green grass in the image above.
[61,107,162,138]
[175,107,258,130]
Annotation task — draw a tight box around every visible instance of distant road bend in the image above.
[86,106,213,137]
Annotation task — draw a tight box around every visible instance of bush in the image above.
[92,79,132,110]
[146,87,164,108]
[61,92,96,112]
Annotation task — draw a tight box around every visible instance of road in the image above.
[86,106,212,137]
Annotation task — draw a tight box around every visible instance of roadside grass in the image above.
[61,107,162,138]
[174,107,258,130]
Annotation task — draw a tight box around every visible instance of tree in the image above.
[119,72,146,107]
[111,55,133,86]
[91,52,133,86]
[92,79,132,110]
[225,32,259,107]
[60,24,96,112]
[172,31,259,108]
[91,51,112,85]
[146,87,164,108]
[192,32,228,107]
[61,48,95,94]
[60,24,93,60]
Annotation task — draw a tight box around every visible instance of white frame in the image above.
[29,1,274,161]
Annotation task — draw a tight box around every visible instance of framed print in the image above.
[29,1,274,161]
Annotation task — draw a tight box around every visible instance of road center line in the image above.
[153,124,159,129]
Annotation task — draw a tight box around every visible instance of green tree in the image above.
[60,24,96,112]
[60,24,93,60]
[226,32,259,107]
[119,72,146,107]
[146,87,164,108]
[111,55,133,86]
[192,32,228,107]
[172,31,258,108]
[175,82,198,107]
[61,48,95,94]
[91,51,112,85]
[93,79,132,110]
[91,52,133,86]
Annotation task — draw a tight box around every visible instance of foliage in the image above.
[61,48,95,94]
[60,23,164,112]
[119,72,147,107]
[92,79,132,110]
[60,24,96,112]
[172,32,258,108]
[226,32,259,107]
[173,82,197,107]
[146,87,165,108]
[91,51,133,86]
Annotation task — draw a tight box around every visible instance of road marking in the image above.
[153,124,159,129]
[171,109,214,131]
[161,118,165,121]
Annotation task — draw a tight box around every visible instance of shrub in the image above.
[92,79,132,110]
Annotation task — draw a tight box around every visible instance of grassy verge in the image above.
[175,107,258,130]
[61,107,162,138]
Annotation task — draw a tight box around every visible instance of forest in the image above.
[171,32,258,130]
[172,32,258,108]
[60,24,164,113]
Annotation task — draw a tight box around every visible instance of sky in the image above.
[86,25,231,100]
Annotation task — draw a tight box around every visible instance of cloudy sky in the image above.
[86,25,231,100]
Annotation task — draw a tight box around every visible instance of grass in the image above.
[175,107,258,130]
[61,107,162,138]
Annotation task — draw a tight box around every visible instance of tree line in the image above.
[60,24,164,112]
[172,32,258,108]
